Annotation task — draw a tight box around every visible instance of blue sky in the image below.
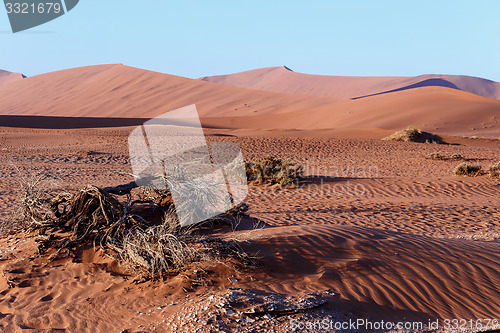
[1,0,499,81]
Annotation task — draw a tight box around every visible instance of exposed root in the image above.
[10,171,259,281]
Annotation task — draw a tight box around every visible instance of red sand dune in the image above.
[202,86,500,138]
[201,66,500,100]
[0,64,341,119]
[2,65,500,138]
[0,70,24,87]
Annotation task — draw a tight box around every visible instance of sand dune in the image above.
[201,66,500,100]
[0,70,24,87]
[0,64,341,119]
[2,65,499,138]
[202,86,500,137]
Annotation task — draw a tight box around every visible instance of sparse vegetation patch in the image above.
[489,161,500,183]
[489,161,500,172]
[383,126,446,144]
[9,171,257,281]
[453,162,483,177]
[245,156,303,186]
[428,153,444,160]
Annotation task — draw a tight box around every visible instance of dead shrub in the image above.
[489,171,500,182]
[489,161,500,172]
[488,161,500,183]
[453,162,483,177]
[245,156,303,186]
[116,211,200,279]
[11,170,258,281]
[116,211,256,280]
[9,166,61,232]
[428,153,444,160]
[383,126,445,144]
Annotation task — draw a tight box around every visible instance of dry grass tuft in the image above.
[450,153,463,160]
[488,161,500,183]
[453,162,483,177]
[489,161,500,172]
[428,153,444,160]
[489,172,500,182]
[245,156,303,186]
[7,166,62,233]
[116,210,200,279]
[383,126,445,144]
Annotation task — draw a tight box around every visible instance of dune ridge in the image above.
[202,86,500,137]
[0,70,25,87]
[201,66,500,100]
[0,64,341,119]
[1,65,500,138]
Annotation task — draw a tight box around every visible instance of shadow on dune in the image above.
[352,78,460,100]
[0,115,150,129]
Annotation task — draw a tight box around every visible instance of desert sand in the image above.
[0,65,499,332]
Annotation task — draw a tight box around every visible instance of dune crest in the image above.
[202,86,500,138]
[0,64,342,119]
[2,65,500,138]
[201,66,500,100]
[0,69,25,87]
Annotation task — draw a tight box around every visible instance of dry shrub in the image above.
[488,161,500,183]
[245,156,303,186]
[489,161,500,172]
[383,126,445,144]
[31,185,138,258]
[489,172,500,182]
[450,153,463,160]
[11,170,257,281]
[453,162,483,177]
[428,153,444,160]
[8,167,61,232]
[116,211,199,279]
[117,210,256,280]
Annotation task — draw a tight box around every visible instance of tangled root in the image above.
[13,176,257,280]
